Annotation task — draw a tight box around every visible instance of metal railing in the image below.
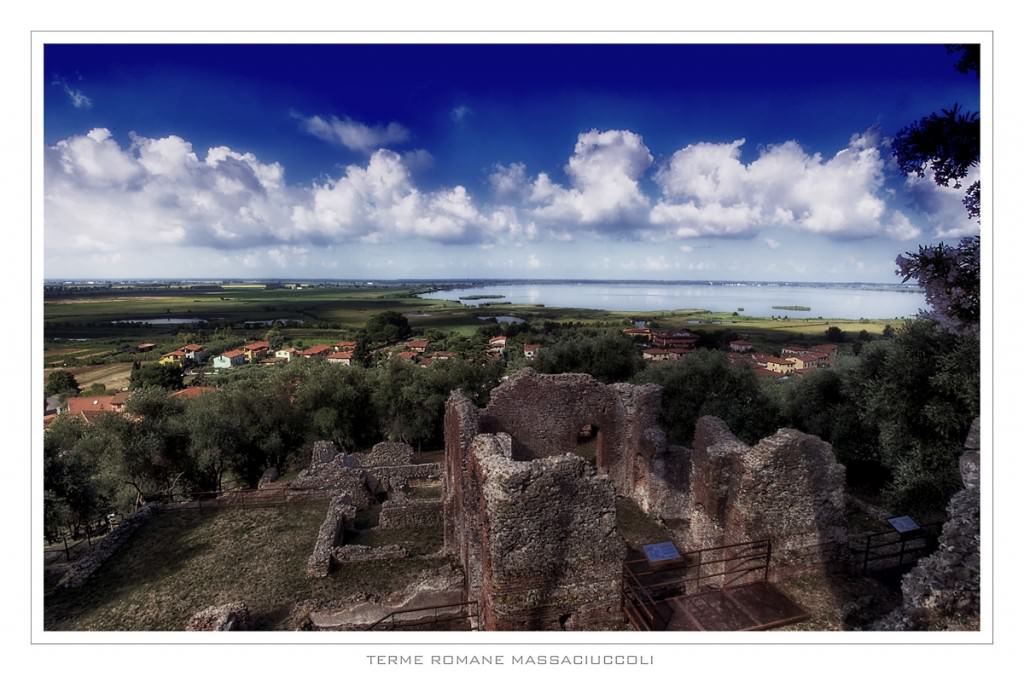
[849,523,941,575]
[622,539,772,630]
[364,600,478,631]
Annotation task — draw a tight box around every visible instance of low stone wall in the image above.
[307,496,357,578]
[367,462,442,482]
[363,441,415,467]
[379,498,442,530]
[57,503,160,589]
[185,602,251,631]
[332,544,408,563]
[291,460,373,507]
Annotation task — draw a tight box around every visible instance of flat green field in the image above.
[44,284,901,355]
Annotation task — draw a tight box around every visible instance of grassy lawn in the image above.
[44,501,446,631]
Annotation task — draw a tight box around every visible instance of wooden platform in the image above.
[660,582,809,631]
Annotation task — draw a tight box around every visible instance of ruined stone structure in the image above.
[688,416,848,573]
[307,495,358,578]
[476,369,689,518]
[57,503,160,590]
[363,441,415,467]
[185,602,251,631]
[445,428,625,630]
[442,369,851,629]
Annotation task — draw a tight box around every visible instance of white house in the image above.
[213,349,246,369]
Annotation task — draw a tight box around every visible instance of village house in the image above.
[406,339,429,353]
[487,336,508,356]
[300,344,333,359]
[432,351,456,361]
[651,330,699,351]
[396,351,418,363]
[159,349,186,365]
[275,347,299,362]
[623,327,652,340]
[729,339,754,352]
[523,343,541,360]
[786,352,829,370]
[334,340,357,351]
[763,356,796,374]
[242,340,270,363]
[213,349,246,369]
[182,343,207,363]
[810,343,839,363]
[136,342,156,353]
[326,351,355,366]
[642,348,682,362]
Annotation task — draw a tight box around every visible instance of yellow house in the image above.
[159,349,186,365]
[763,356,796,374]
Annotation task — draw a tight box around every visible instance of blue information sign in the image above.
[643,541,681,563]
[888,516,920,534]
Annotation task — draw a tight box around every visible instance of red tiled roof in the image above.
[163,349,186,358]
[170,386,215,399]
[397,351,417,360]
[811,344,838,353]
[433,351,456,358]
[243,341,270,351]
[730,340,753,346]
[488,336,508,344]
[301,344,332,356]
[137,342,157,349]
[182,343,204,351]
[407,339,429,349]
[763,356,792,365]
[524,344,541,351]
[221,349,245,359]
[327,351,354,360]
[335,340,357,348]
[66,396,118,414]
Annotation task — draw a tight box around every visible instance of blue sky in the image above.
[44,44,980,281]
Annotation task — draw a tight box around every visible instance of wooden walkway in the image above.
[659,581,809,631]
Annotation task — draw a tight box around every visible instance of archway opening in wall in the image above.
[574,423,602,469]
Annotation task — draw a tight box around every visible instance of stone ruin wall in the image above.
[444,369,852,622]
[478,369,690,519]
[466,433,625,630]
[688,416,848,576]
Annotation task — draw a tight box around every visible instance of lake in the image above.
[421,281,928,319]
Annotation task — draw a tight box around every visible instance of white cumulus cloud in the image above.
[525,129,653,231]
[295,113,410,153]
[650,130,912,241]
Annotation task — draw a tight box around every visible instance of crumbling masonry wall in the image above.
[468,433,625,630]
[688,416,848,575]
[442,373,851,629]
[478,369,690,518]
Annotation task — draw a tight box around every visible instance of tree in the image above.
[533,330,643,383]
[45,370,80,396]
[634,350,781,445]
[129,362,184,390]
[892,44,981,335]
[824,326,844,343]
[364,311,412,346]
[896,236,980,335]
